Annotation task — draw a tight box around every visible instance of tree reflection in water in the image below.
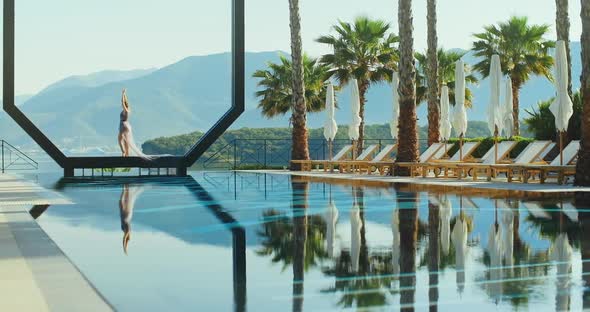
[527,201,582,311]
[256,178,328,312]
[398,190,418,312]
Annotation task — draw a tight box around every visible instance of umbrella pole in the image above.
[329,139,334,173]
[459,134,464,161]
[560,131,564,166]
[494,127,499,164]
[352,140,357,160]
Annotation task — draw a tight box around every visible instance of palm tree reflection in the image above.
[321,187,396,309]
[256,178,328,312]
[119,184,146,255]
[527,201,581,311]
[428,196,440,311]
[398,190,419,312]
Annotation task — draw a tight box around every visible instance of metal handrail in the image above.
[197,138,426,170]
[1,140,38,172]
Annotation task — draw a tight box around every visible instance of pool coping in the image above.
[0,173,112,311]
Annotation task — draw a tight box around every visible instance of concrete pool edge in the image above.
[0,173,112,311]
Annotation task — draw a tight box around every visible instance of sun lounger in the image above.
[520,140,580,184]
[291,144,353,171]
[490,140,552,182]
[340,144,398,175]
[538,142,556,161]
[395,143,454,177]
[419,141,482,178]
[337,144,380,172]
[454,141,518,181]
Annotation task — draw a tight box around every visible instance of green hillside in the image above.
[142,121,514,156]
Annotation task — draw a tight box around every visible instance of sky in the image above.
[0,0,583,95]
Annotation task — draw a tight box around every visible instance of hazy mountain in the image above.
[0,43,580,149]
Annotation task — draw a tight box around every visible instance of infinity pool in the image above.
[31,171,590,311]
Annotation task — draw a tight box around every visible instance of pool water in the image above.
[31,171,590,311]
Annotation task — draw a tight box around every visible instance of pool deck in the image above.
[242,169,590,194]
[0,173,112,311]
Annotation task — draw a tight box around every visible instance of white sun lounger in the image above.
[521,140,580,184]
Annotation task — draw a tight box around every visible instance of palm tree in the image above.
[577,2,590,186]
[556,0,572,96]
[426,0,440,145]
[316,16,398,155]
[396,0,420,176]
[253,54,331,118]
[415,49,479,107]
[472,16,555,136]
[524,91,582,141]
[288,0,310,170]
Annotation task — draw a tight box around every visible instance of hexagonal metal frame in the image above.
[3,0,244,177]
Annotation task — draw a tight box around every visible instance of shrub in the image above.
[447,136,534,159]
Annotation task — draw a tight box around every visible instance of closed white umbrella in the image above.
[440,85,452,141]
[487,54,503,163]
[451,216,468,293]
[503,77,514,138]
[550,40,574,165]
[453,60,468,160]
[390,73,400,140]
[323,200,339,258]
[391,209,400,275]
[323,83,338,161]
[350,200,362,272]
[349,79,362,159]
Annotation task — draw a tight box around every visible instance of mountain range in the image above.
[0,43,581,149]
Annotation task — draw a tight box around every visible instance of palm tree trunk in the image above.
[556,0,573,97]
[511,77,522,136]
[576,1,590,186]
[291,177,308,312]
[358,80,370,156]
[426,0,440,146]
[396,0,420,176]
[398,191,418,312]
[288,0,310,170]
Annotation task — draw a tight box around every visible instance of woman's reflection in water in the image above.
[119,184,146,254]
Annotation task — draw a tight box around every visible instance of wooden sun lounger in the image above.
[418,141,481,178]
[453,141,518,181]
[291,144,353,171]
[340,144,398,175]
[490,140,552,182]
[395,143,453,177]
[519,140,580,184]
[336,144,380,173]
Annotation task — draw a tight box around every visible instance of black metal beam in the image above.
[3,0,245,176]
[184,0,245,166]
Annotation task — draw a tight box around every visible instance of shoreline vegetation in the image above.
[142,121,531,156]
